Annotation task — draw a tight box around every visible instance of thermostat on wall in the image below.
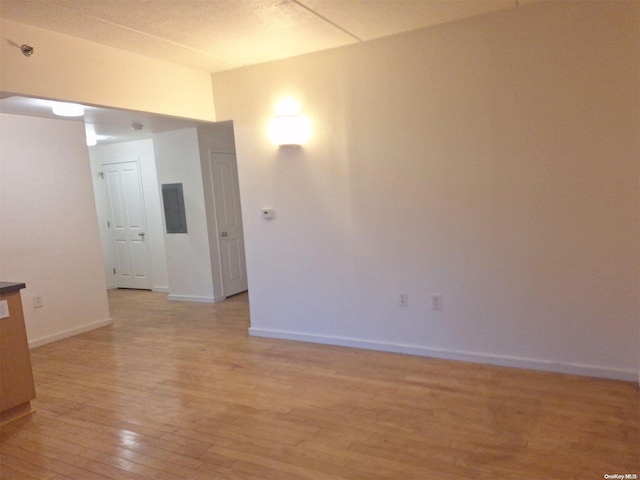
[261,208,274,220]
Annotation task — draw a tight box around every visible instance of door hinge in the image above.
[113,267,116,275]
[98,172,104,179]
[107,220,110,228]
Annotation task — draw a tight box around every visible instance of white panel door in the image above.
[103,161,151,289]
[209,152,248,297]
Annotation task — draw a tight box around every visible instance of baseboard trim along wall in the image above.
[167,294,224,303]
[29,318,113,349]
[249,327,637,382]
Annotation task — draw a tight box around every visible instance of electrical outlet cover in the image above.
[431,294,442,310]
[399,293,408,307]
[0,300,9,319]
[33,295,43,308]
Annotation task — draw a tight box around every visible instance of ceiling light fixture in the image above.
[51,102,84,117]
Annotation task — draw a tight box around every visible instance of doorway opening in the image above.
[88,117,248,304]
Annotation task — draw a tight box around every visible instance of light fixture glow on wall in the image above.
[85,125,109,146]
[51,102,84,117]
[85,124,97,146]
[269,98,311,147]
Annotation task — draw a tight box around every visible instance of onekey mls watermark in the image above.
[604,475,638,479]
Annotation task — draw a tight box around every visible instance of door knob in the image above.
[221,231,228,237]
[138,232,145,237]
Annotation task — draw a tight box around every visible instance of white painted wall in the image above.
[0,18,215,121]
[153,128,215,302]
[211,1,639,380]
[88,139,169,292]
[0,113,111,347]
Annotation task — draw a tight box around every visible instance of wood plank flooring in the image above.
[1,289,638,479]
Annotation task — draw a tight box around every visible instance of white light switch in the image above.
[0,300,9,319]
[261,208,274,220]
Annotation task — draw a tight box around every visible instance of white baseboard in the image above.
[249,328,638,382]
[152,286,170,293]
[167,294,224,303]
[29,318,113,349]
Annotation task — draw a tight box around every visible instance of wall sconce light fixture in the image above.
[51,101,84,117]
[269,98,311,147]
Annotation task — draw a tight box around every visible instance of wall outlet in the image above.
[0,300,9,319]
[33,295,44,308]
[431,294,442,310]
[399,293,408,307]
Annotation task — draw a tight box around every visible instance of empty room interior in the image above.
[0,0,638,478]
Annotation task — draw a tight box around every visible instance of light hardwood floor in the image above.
[1,289,638,479]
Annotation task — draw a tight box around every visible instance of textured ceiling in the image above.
[0,0,529,73]
[0,0,542,145]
